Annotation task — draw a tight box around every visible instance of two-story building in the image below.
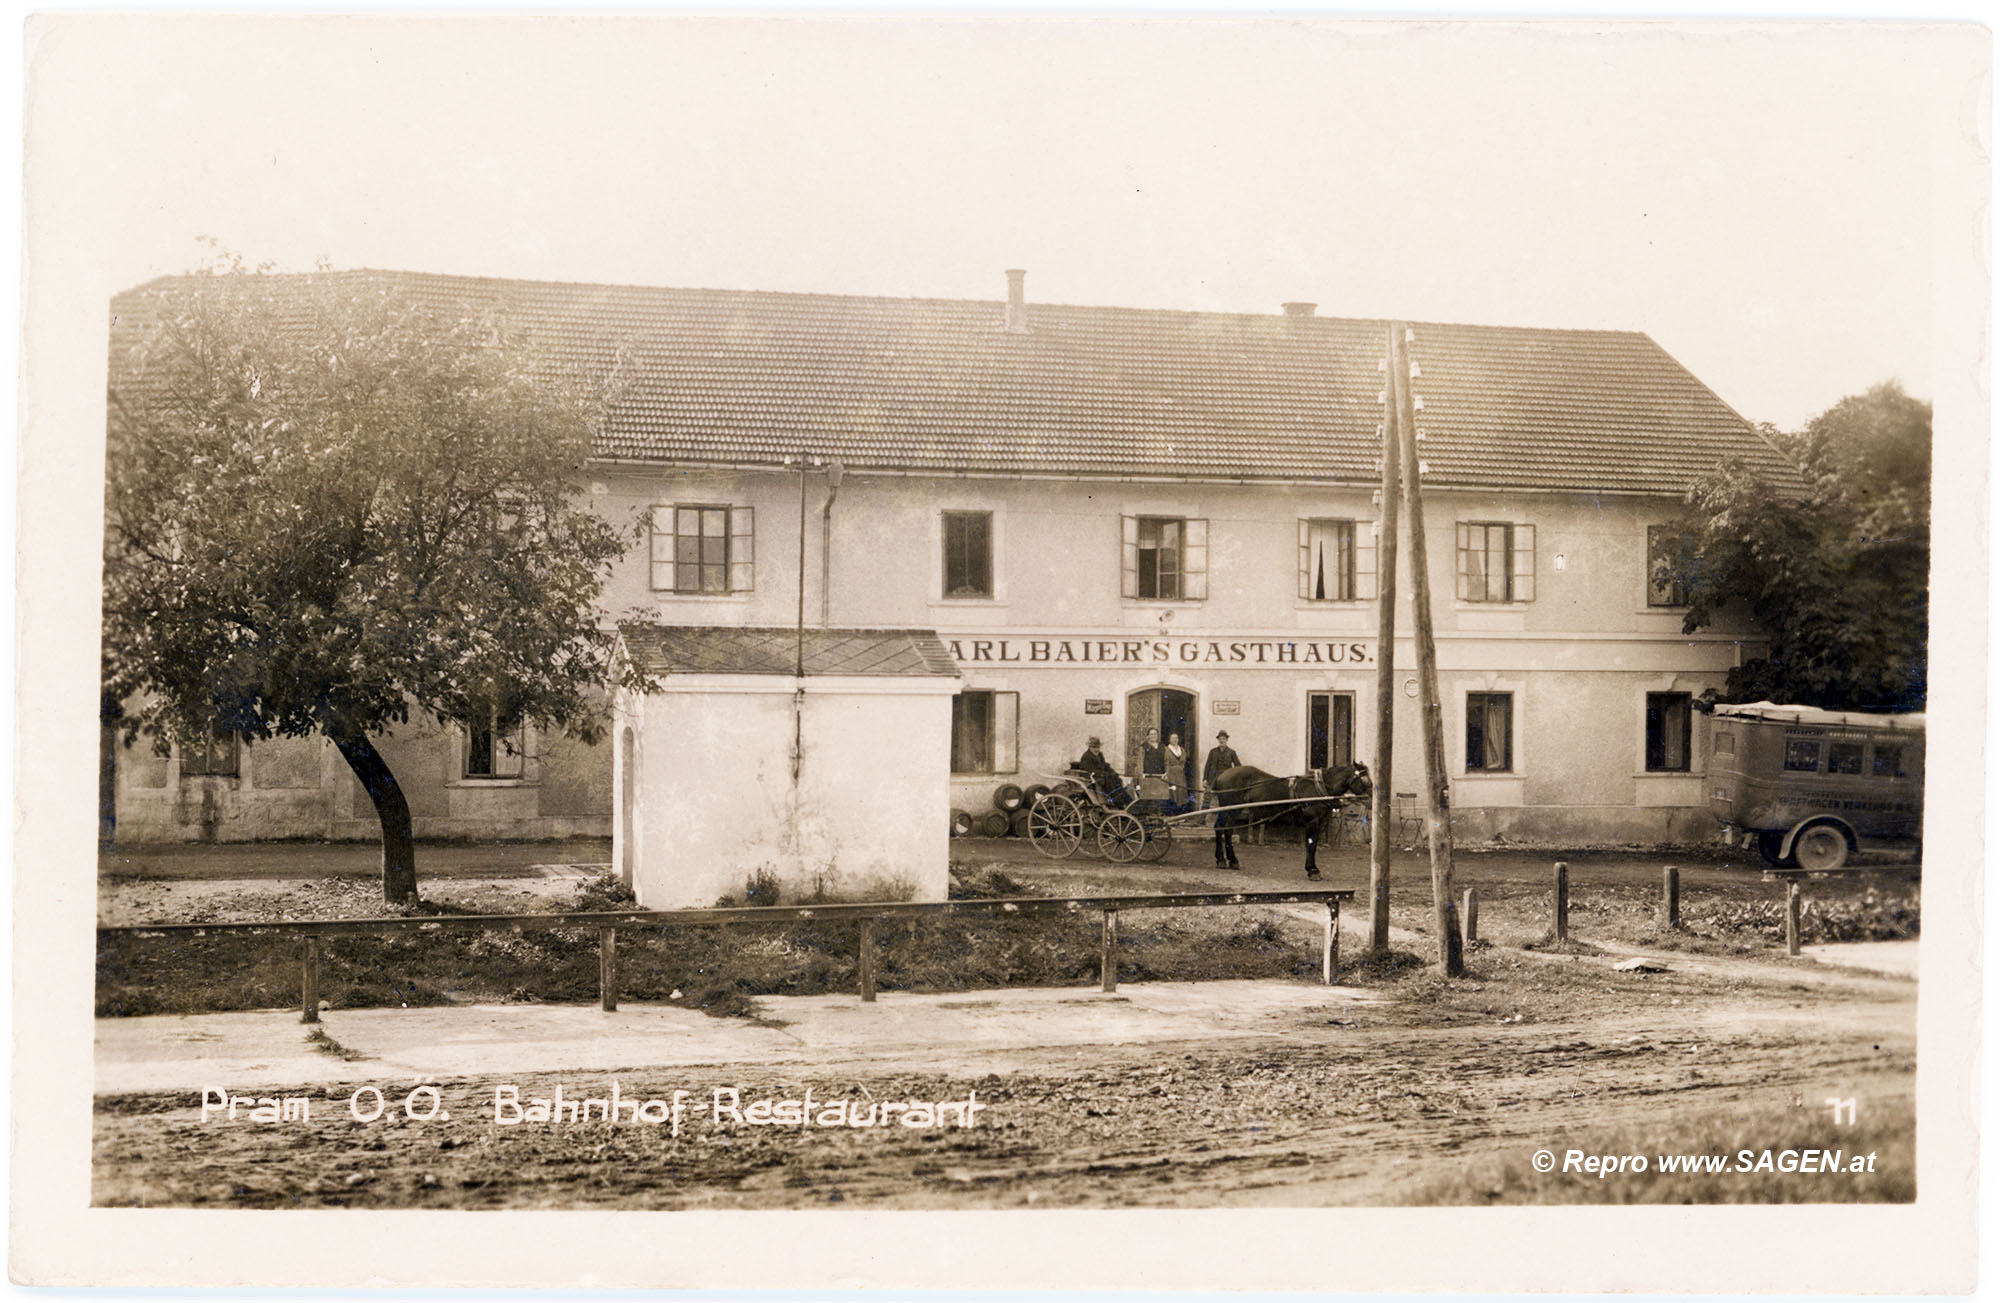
[105,268,1794,848]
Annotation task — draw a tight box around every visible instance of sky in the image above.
[26,17,1986,432]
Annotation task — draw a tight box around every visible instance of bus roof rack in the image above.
[1710,700,1926,730]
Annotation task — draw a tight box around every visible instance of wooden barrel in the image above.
[1009,808,1032,838]
[950,809,974,838]
[992,783,1026,812]
[1022,783,1051,810]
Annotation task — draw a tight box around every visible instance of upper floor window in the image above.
[1122,515,1208,601]
[1645,692,1692,772]
[1456,522,1536,602]
[1298,519,1378,602]
[650,504,754,594]
[1648,526,1694,607]
[180,728,240,778]
[465,707,527,780]
[942,511,993,598]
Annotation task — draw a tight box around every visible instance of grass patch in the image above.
[1405,1093,1914,1204]
[97,871,1326,1018]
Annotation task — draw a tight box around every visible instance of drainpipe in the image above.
[792,456,811,786]
[820,460,844,626]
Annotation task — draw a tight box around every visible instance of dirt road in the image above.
[94,946,1914,1208]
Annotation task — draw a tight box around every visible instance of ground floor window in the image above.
[1308,691,1354,769]
[1645,692,1692,772]
[1465,692,1513,772]
[951,690,1018,774]
[466,709,527,779]
[180,728,240,778]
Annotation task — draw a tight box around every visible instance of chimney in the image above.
[1003,268,1028,332]
[1282,301,1318,318]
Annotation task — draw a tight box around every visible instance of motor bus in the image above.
[1706,701,1924,871]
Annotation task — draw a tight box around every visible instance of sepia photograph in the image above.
[15,13,1988,1292]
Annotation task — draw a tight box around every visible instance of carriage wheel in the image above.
[1139,817,1174,862]
[1027,793,1084,859]
[1097,810,1149,863]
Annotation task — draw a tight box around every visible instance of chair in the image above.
[1394,793,1425,847]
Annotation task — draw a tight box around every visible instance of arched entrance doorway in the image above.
[1126,686,1198,800]
[619,726,637,887]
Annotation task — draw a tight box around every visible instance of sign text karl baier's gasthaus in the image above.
[945,635,1375,668]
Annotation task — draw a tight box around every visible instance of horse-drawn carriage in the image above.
[1025,762,1372,878]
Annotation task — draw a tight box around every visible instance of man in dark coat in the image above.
[1073,736,1128,807]
[1202,730,1241,795]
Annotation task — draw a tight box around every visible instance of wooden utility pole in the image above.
[1389,324,1463,976]
[1368,327,1403,952]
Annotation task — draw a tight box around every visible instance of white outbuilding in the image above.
[612,625,960,909]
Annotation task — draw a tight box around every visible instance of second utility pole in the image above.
[1389,324,1463,976]
[1368,326,1402,952]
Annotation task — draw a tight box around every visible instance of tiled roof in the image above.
[619,624,958,679]
[112,270,1798,494]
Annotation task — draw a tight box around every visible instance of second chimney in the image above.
[1282,301,1318,317]
[1004,269,1029,332]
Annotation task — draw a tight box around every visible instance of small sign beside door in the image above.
[1214,700,1241,715]
[1084,699,1113,714]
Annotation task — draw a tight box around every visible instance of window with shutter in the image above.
[1299,519,1359,601]
[728,506,754,593]
[1127,515,1204,601]
[1458,521,1532,602]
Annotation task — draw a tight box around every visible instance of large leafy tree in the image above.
[104,266,643,903]
[1665,382,1930,711]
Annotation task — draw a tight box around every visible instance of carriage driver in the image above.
[1072,736,1131,808]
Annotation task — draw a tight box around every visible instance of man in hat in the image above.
[1202,730,1241,797]
[1073,735,1128,807]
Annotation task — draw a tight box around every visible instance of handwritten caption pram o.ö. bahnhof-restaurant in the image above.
[201,1083,988,1138]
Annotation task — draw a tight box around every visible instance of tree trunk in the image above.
[330,729,419,905]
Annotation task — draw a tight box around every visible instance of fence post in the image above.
[1785,879,1802,956]
[1461,888,1479,945]
[1100,910,1119,992]
[301,936,321,1025]
[1553,861,1569,943]
[598,927,618,1012]
[1662,865,1680,930]
[859,918,878,1003]
[1322,898,1340,985]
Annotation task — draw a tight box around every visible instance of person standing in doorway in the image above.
[1164,732,1192,812]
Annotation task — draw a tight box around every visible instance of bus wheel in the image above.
[1756,831,1792,867]
[1792,823,1850,872]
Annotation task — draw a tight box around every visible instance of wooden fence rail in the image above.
[100,889,1356,1023]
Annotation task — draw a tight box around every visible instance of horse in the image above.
[1210,762,1372,880]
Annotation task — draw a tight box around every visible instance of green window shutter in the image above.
[1355,520,1378,601]
[1454,521,1470,600]
[650,505,676,591]
[1183,518,1208,600]
[729,506,755,593]
[1513,523,1535,602]
[1297,519,1311,600]
[1121,516,1138,599]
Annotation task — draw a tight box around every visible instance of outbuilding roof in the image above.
[619,624,959,679]
[113,269,1797,494]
